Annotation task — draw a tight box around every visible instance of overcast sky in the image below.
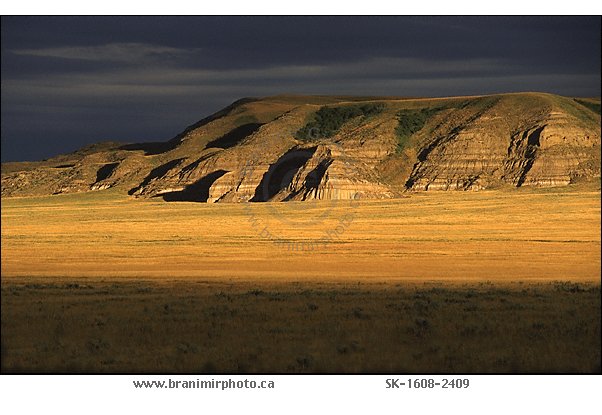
[1,16,600,162]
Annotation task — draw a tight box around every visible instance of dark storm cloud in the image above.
[1,16,600,161]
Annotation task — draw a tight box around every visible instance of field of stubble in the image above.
[1,184,600,372]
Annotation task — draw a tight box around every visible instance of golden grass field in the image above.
[1,184,601,372]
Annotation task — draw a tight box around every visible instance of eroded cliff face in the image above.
[2,93,600,201]
[503,111,600,187]
[405,96,600,191]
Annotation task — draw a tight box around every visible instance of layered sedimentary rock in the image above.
[2,93,600,201]
[405,96,600,191]
[503,111,600,187]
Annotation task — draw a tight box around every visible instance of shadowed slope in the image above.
[2,93,600,199]
[161,170,230,202]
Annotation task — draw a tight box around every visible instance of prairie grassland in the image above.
[1,185,600,372]
[1,185,600,281]
[1,279,600,373]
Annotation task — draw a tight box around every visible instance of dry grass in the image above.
[1,185,600,373]
[1,185,600,281]
[1,279,599,373]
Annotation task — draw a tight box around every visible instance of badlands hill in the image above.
[1,93,600,201]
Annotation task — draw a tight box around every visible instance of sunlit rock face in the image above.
[2,93,600,200]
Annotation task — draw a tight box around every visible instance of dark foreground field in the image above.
[1,279,600,373]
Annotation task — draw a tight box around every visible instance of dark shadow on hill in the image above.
[161,170,229,202]
[516,126,543,187]
[121,98,259,156]
[170,98,258,145]
[128,158,185,195]
[206,123,263,149]
[95,163,119,182]
[251,147,317,202]
[574,98,601,115]
[284,158,333,201]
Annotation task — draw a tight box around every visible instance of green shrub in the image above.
[395,108,439,153]
[296,103,385,141]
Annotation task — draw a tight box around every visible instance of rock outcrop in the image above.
[2,93,600,200]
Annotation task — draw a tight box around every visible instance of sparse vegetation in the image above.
[395,108,440,153]
[1,185,600,373]
[548,95,599,124]
[1,280,599,373]
[574,98,601,115]
[233,114,260,127]
[295,103,385,140]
